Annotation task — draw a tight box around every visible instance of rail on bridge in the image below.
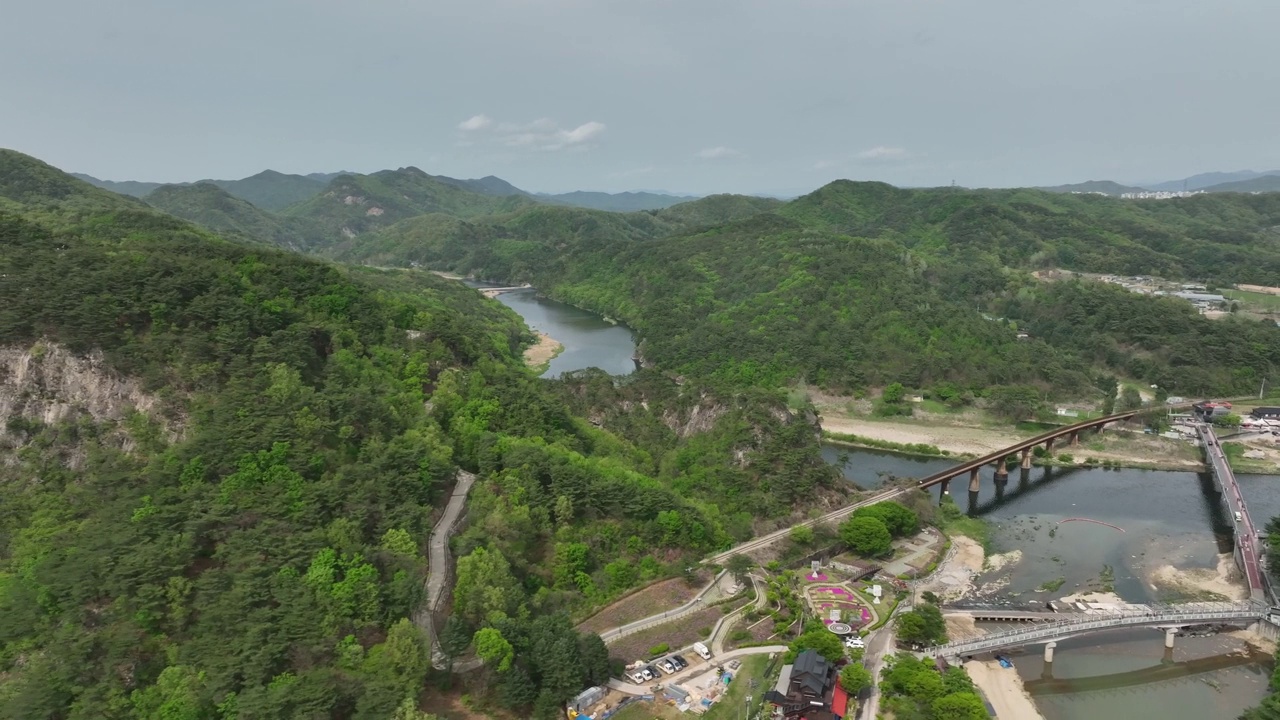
[926,603,1267,659]
[913,410,1143,496]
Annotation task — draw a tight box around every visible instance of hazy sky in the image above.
[4,0,1278,195]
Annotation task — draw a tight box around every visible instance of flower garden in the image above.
[804,582,874,628]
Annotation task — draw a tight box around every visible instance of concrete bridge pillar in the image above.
[1165,628,1177,649]
[1069,431,1080,447]
[994,460,1008,479]
[1043,641,1057,663]
[939,478,950,504]
[1021,447,1033,469]
[1045,438,1055,455]
[969,467,981,493]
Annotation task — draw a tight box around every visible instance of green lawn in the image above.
[1224,288,1280,310]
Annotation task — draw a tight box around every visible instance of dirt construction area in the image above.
[577,574,710,635]
[606,606,726,664]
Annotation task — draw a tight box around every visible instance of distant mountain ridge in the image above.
[74,170,325,211]
[73,169,702,213]
[1143,170,1280,192]
[1199,175,1280,194]
[1036,180,1148,196]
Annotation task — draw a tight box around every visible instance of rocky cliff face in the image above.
[0,342,182,456]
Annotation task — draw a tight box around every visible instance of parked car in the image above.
[660,660,676,674]
[630,671,646,684]
[641,668,653,681]
[672,654,689,669]
[646,665,662,677]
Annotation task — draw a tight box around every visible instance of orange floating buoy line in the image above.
[1057,518,1125,532]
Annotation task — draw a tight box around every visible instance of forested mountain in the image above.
[282,167,538,240]
[347,176,1280,398]
[328,194,782,270]
[144,182,320,251]
[0,149,840,719]
[211,170,326,211]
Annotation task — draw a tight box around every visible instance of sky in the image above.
[3,0,1278,196]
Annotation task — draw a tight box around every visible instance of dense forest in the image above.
[0,151,842,719]
[323,179,1280,398]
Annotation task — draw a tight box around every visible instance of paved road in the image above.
[415,470,477,669]
[1200,424,1266,600]
[607,645,789,696]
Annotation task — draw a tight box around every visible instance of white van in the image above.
[1235,511,1243,522]
[693,642,712,660]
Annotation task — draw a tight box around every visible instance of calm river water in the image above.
[824,443,1280,719]
[468,283,637,378]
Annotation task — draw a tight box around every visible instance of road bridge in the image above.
[1198,424,1269,602]
[927,603,1266,660]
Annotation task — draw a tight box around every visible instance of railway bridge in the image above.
[912,410,1141,498]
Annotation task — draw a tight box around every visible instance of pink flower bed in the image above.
[806,573,829,582]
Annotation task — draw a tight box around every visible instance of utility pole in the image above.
[1261,377,1267,400]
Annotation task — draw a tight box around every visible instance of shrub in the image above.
[1057,453,1074,463]
[648,642,670,657]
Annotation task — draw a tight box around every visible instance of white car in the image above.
[845,637,865,649]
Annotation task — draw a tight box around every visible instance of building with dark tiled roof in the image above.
[763,649,848,719]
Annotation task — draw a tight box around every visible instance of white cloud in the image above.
[696,146,744,160]
[458,115,605,151]
[857,146,908,160]
[458,114,493,131]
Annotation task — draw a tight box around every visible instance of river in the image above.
[825,443,1279,718]
[467,283,637,378]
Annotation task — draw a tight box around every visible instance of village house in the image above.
[764,649,850,719]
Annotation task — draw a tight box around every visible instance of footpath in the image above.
[414,470,478,670]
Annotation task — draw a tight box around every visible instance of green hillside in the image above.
[284,167,538,241]
[211,169,325,211]
[0,149,840,718]
[145,181,322,250]
[350,177,1280,398]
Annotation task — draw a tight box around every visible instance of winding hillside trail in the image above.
[416,470,478,670]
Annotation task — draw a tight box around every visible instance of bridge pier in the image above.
[994,460,1009,480]
[1043,641,1057,663]
[1021,447,1032,469]
[969,467,981,493]
[1069,431,1080,447]
[939,478,950,504]
[1165,627,1177,649]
